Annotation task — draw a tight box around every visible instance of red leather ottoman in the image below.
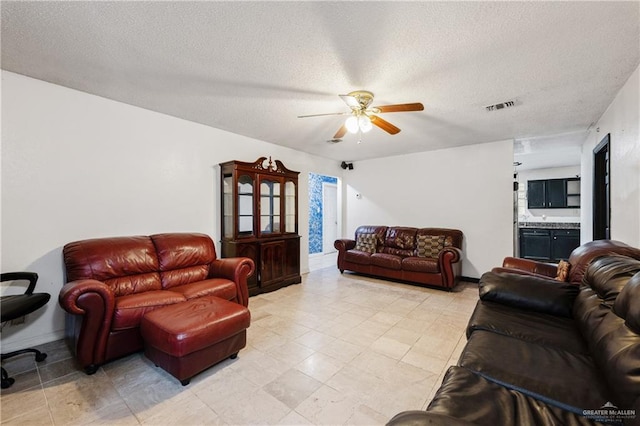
[140,295,250,385]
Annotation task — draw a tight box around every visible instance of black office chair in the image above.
[1,272,51,389]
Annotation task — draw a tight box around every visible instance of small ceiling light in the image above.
[358,115,372,133]
[345,116,359,134]
[345,114,372,134]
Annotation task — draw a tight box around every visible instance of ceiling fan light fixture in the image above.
[358,115,372,133]
[345,116,359,134]
[299,90,423,138]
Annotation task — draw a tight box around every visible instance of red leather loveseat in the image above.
[335,226,463,290]
[59,233,254,374]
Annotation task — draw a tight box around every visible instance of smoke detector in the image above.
[485,100,516,112]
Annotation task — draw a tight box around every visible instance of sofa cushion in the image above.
[151,233,217,289]
[416,234,445,258]
[344,250,372,265]
[417,228,463,250]
[381,227,417,257]
[573,257,640,409]
[566,240,640,286]
[614,271,640,333]
[355,233,378,254]
[424,366,599,426]
[171,278,237,301]
[158,266,210,289]
[104,273,164,298]
[371,253,402,270]
[401,257,440,273]
[63,236,163,297]
[112,290,186,330]
[459,330,610,410]
[576,257,640,409]
[479,271,579,318]
[467,300,589,354]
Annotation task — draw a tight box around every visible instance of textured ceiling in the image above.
[2,1,639,162]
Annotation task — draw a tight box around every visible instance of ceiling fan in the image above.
[298,90,424,139]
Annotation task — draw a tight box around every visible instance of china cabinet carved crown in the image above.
[220,157,301,296]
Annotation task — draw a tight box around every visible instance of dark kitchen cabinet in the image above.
[527,181,546,209]
[520,229,551,261]
[220,157,301,296]
[546,179,566,208]
[551,229,580,261]
[527,178,580,209]
[520,228,580,262]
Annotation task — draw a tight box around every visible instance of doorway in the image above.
[308,173,339,255]
[593,134,610,240]
[322,183,338,253]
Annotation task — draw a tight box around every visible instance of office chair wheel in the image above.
[1,367,15,389]
[35,352,47,363]
[1,377,15,389]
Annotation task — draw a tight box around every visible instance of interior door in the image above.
[593,134,610,240]
[322,183,338,253]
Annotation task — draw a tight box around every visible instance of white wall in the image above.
[580,64,640,246]
[1,71,341,351]
[516,166,581,223]
[342,140,514,279]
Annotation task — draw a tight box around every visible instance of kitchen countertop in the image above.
[518,222,580,230]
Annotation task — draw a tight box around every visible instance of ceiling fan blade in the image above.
[334,125,347,139]
[375,103,424,113]
[297,112,348,118]
[371,115,401,135]
[339,94,361,109]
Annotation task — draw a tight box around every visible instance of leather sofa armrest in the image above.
[439,246,463,263]
[58,279,116,370]
[209,257,255,307]
[479,271,579,318]
[386,410,476,426]
[335,239,356,273]
[500,257,558,278]
[438,247,463,288]
[334,239,356,252]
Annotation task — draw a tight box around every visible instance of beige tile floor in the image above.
[0,266,478,425]
[308,252,338,272]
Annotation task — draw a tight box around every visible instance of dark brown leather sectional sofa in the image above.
[388,240,640,426]
[334,226,463,289]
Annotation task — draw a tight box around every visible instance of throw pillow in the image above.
[444,236,453,247]
[556,260,570,282]
[355,233,377,254]
[416,235,445,258]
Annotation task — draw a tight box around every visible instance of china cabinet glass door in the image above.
[223,176,233,238]
[285,180,296,233]
[260,179,281,235]
[238,175,254,236]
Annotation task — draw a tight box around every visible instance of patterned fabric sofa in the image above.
[334,226,464,290]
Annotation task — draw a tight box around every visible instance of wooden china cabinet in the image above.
[219,157,301,296]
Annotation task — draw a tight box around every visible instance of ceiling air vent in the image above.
[485,100,516,112]
[326,138,342,144]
